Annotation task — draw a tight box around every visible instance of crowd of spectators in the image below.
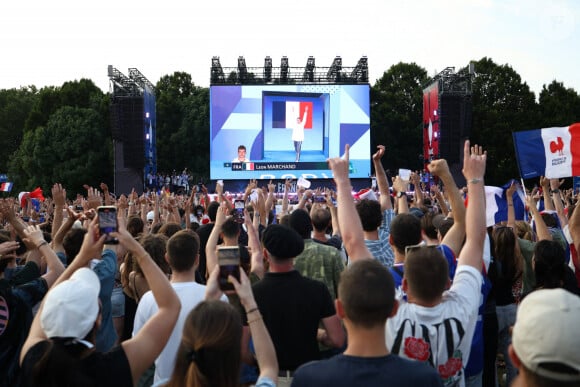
[1,141,579,387]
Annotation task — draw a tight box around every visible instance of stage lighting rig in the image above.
[327,56,342,82]
[280,56,289,83]
[264,56,272,83]
[351,56,368,83]
[238,56,248,83]
[211,56,225,84]
[303,56,315,82]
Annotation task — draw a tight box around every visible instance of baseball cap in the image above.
[512,288,580,382]
[41,268,101,340]
[147,211,154,222]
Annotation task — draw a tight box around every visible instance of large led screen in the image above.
[210,84,371,180]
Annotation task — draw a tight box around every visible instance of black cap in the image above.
[262,224,304,259]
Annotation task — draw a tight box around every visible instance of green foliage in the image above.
[538,81,580,127]
[0,87,38,172]
[371,62,429,174]
[8,106,111,196]
[469,57,538,184]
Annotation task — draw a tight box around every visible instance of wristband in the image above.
[36,240,48,249]
[550,189,560,194]
[246,307,259,315]
[247,314,263,325]
[468,178,482,184]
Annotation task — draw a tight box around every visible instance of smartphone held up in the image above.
[97,206,118,244]
[217,246,241,291]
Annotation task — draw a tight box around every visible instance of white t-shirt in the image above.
[232,157,250,163]
[291,119,306,142]
[133,281,227,383]
[385,265,482,387]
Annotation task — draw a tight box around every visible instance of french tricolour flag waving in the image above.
[513,124,580,179]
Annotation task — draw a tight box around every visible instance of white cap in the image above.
[40,268,101,340]
[512,288,580,382]
[147,211,154,221]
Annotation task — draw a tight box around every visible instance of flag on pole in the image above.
[513,124,580,179]
[0,182,13,192]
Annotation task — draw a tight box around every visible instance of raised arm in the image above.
[506,181,517,228]
[456,141,487,270]
[526,194,552,242]
[392,176,409,214]
[328,144,371,261]
[50,183,66,242]
[21,219,104,364]
[429,158,466,256]
[205,202,227,277]
[245,209,264,279]
[540,176,555,212]
[550,178,568,228]
[115,217,180,383]
[372,145,392,211]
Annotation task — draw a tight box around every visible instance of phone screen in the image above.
[217,246,240,291]
[98,206,118,244]
[234,200,245,223]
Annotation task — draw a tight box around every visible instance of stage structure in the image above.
[211,55,368,85]
[208,56,371,184]
[422,65,473,185]
[108,65,156,195]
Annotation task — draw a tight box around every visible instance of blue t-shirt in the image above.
[291,353,443,387]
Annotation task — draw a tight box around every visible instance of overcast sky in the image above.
[1,0,578,97]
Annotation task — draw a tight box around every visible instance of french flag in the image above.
[513,124,580,179]
[272,101,313,129]
[484,180,526,227]
[0,182,13,192]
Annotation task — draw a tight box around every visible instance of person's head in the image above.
[289,209,313,239]
[338,259,396,328]
[167,300,242,387]
[533,240,567,290]
[492,226,523,281]
[220,218,240,240]
[390,214,422,255]
[207,202,220,222]
[355,199,382,232]
[509,288,580,386]
[31,268,102,386]
[63,228,88,266]
[237,145,246,160]
[135,233,171,276]
[421,212,439,240]
[158,222,183,239]
[403,245,449,304]
[126,215,144,237]
[515,220,535,241]
[167,230,200,273]
[311,207,331,232]
[261,224,304,262]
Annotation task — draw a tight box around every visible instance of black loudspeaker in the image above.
[438,94,472,185]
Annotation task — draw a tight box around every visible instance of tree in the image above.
[0,87,38,172]
[469,57,538,185]
[9,106,111,196]
[155,72,197,173]
[371,62,429,174]
[538,80,580,127]
[169,87,210,182]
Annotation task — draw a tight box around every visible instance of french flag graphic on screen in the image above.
[272,101,313,129]
[513,123,580,179]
